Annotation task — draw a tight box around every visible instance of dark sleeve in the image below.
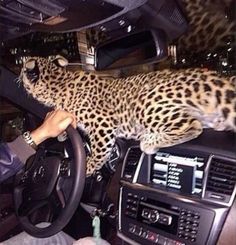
[0,136,35,183]
[7,136,36,164]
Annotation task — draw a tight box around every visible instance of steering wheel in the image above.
[14,126,86,238]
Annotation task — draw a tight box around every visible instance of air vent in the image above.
[204,156,236,204]
[122,147,142,182]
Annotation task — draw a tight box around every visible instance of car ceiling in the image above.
[0,0,188,43]
[0,0,147,41]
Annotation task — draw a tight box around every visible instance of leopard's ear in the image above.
[51,55,68,67]
[25,58,36,70]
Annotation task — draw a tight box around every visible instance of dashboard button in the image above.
[142,208,150,219]
[179,218,185,223]
[176,242,185,245]
[127,199,132,203]
[141,229,148,239]
[192,221,199,226]
[186,217,193,222]
[191,226,198,231]
[179,226,184,231]
[125,211,136,218]
[128,223,135,233]
[159,213,172,225]
[190,230,197,235]
[131,206,138,212]
[146,231,158,243]
[157,235,166,245]
[193,214,200,219]
[134,226,142,236]
[166,239,177,245]
[190,234,197,239]
[149,210,159,223]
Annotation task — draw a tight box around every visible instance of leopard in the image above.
[19,55,236,175]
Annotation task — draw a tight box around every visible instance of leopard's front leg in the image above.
[85,123,116,176]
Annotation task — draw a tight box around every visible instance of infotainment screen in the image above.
[151,151,205,195]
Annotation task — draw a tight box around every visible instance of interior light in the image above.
[222,60,228,66]
[100,26,106,31]
[119,20,125,26]
[127,25,132,33]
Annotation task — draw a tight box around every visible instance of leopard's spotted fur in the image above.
[20,56,236,175]
[176,0,235,53]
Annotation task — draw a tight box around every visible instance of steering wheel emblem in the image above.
[33,165,45,182]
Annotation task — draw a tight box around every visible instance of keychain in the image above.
[92,214,101,243]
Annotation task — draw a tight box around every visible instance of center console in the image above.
[117,130,236,245]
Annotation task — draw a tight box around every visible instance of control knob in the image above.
[149,210,159,223]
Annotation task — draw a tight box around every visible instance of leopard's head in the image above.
[20,55,69,107]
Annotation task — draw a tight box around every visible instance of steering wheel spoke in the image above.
[59,158,72,177]
[18,199,48,217]
[49,190,66,217]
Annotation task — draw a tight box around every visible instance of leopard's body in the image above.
[20,56,236,175]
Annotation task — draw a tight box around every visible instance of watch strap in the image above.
[22,131,38,150]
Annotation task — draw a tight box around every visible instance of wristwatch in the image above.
[22,131,38,150]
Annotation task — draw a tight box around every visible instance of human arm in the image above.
[0,109,76,183]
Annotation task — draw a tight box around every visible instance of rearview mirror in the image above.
[94,29,168,70]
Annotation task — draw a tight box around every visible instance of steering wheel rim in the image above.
[14,125,86,238]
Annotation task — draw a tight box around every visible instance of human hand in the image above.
[30,109,77,145]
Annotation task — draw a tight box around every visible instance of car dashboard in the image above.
[113,129,236,245]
